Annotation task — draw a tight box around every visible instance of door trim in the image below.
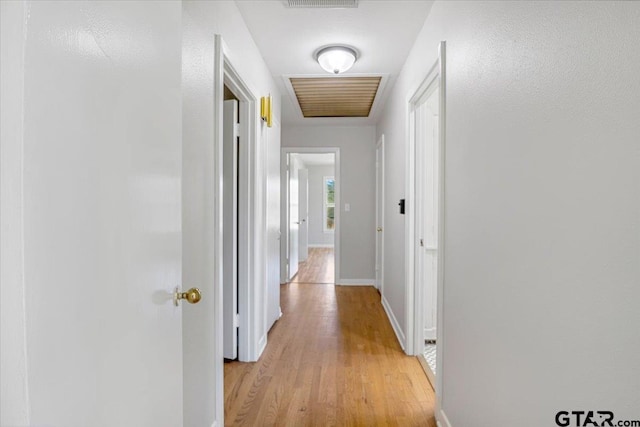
[187,33,223,427]
[405,41,446,400]
[281,147,341,285]
[222,44,262,363]
[203,35,264,427]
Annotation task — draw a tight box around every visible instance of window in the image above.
[323,176,335,232]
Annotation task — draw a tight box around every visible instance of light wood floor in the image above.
[291,247,335,284]
[224,284,436,426]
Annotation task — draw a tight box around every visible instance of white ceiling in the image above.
[236,0,434,126]
[293,153,335,166]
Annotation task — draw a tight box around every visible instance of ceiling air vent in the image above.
[290,76,381,118]
[285,0,358,8]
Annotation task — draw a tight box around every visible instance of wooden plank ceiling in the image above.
[290,76,381,118]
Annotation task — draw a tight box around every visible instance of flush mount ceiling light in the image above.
[316,46,358,74]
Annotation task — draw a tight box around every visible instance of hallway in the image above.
[224,283,435,426]
[4,1,640,426]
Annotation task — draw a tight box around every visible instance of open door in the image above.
[375,136,385,292]
[298,168,309,263]
[223,99,239,360]
[3,1,186,425]
[288,155,300,280]
[416,92,439,343]
[407,43,446,396]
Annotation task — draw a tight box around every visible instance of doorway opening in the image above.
[222,85,240,361]
[194,34,266,427]
[406,42,446,395]
[281,148,340,285]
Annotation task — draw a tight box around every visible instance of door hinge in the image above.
[234,313,240,328]
[420,238,424,247]
[234,123,240,138]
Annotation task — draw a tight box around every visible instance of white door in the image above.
[416,88,440,342]
[9,1,185,425]
[223,99,239,359]
[288,155,300,280]
[375,137,385,292]
[298,168,309,263]
[266,118,282,330]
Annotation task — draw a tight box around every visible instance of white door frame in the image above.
[375,135,385,293]
[198,34,224,427]
[281,147,341,284]
[405,42,446,398]
[200,35,264,426]
[221,41,264,364]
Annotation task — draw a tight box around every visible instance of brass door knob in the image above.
[174,287,202,306]
[377,227,382,232]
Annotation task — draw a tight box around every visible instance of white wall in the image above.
[307,165,335,247]
[282,126,376,282]
[182,1,281,422]
[377,1,640,426]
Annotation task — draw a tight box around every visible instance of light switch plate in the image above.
[345,203,350,212]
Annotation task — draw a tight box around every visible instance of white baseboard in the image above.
[336,279,375,286]
[417,354,436,390]
[308,243,334,248]
[257,334,267,358]
[381,295,405,350]
[436,400,452,427]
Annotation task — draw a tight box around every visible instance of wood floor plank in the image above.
[225,258,435,426]
[291,247,335,284]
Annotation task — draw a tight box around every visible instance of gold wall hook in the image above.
[174,287,202,306]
